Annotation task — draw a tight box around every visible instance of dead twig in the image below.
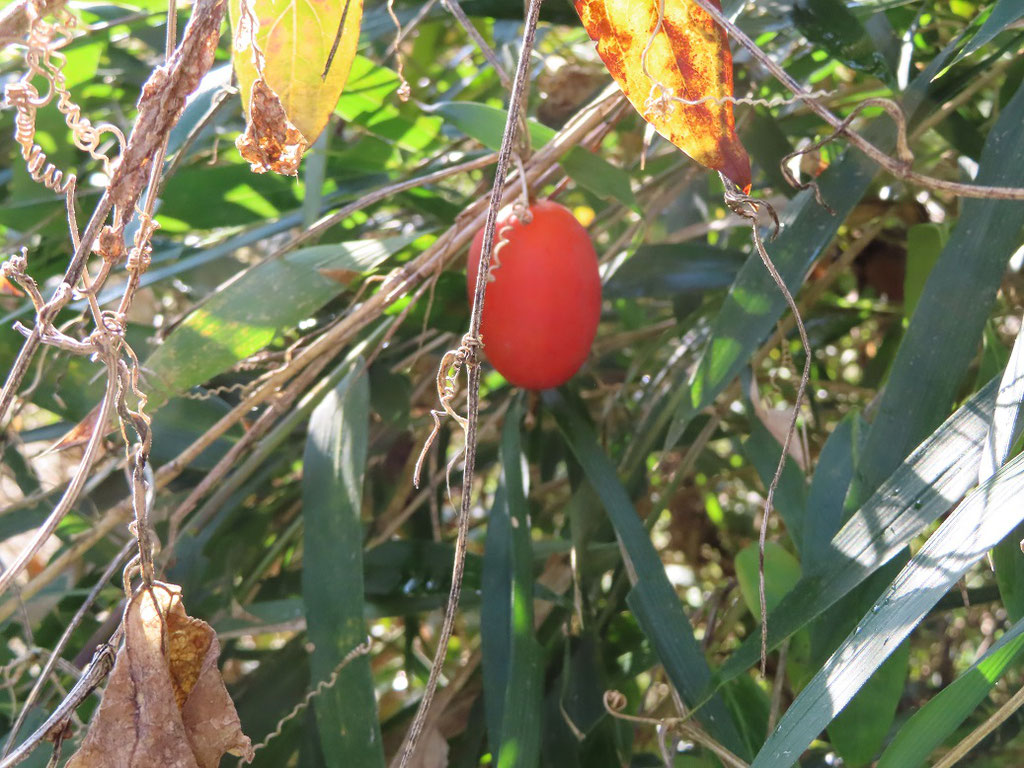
[394,1,544,764]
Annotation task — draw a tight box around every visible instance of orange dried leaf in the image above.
[574,0,751,190]
[66,582,253,768]
[0,274,23,296]
[230,0,363,169]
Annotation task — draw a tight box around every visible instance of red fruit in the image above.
[467,200,601,390]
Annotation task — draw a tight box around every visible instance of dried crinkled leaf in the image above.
[67,582,253,768]
[574,0,750,190]
[235,76,308,175]
[230,0,363,167]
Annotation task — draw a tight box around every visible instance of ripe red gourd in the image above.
[467,200,601,390]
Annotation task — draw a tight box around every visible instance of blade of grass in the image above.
[480,486,511,755]
[718,376,998,681]
[985,314,1024,619]
[143,235,416,408]
[848,79,1024,507]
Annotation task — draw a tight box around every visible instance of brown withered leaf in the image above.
[229,0,364,154]
[45,403,103,453]
[235,76,308,175]
[107,0,226,225]
[66,582,253,768]
[574,0,751,190]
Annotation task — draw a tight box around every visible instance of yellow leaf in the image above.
[230,0,363,147]
[574,0,751,191]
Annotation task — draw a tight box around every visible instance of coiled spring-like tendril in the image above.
[3,2,126,245]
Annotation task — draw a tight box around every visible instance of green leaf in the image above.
[718,377,998,682]
[801,413,859,573]
[750,449,1024,768]
[791,0,891,78]
[661,40,959,452]
[876,617,1024,768]
[336,56,443,152]
[903,223,945,320]
[987,316,1024,620]
[604,243,745,300]
[143,236,415,408]
[849,79,1024,506]
[301,365,384,768]
[496,401,543,768]
[481,486,512,755]
[827,642,910,767]
[664,132,880,450]
[735,541,801,616]
[547,391,748,758]
[956,0,1024,62]
[435,101,637,208]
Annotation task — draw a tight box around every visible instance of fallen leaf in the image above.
[230,0,364,164]
[574,0,751,190]
[66,582,253,768]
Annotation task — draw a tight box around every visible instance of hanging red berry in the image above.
[467,200,601,390]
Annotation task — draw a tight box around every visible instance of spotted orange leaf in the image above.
[575,0,751,190]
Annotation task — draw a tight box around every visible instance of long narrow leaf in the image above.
[144,236,415,408]
[876,617,1024,768]
[496,401,543,768]
[547,392,748,757]
[849,79,1024,504]
[719,377,998,680]
[751,450,1024,768]
[301,366,384,767]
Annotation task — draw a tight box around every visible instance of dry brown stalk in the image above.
[0,84,624,626]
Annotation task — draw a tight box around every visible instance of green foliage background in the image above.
[1,0,1024,766]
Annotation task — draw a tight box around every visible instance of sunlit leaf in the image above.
[573,0,750,189]
[229,0,364,167]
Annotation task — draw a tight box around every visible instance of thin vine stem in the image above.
[690,0,1024,201]
[1,540,132,761]
[394,0,543,764]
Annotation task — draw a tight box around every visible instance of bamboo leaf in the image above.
[875,617,1024,768]
[435,101,636,207]
[547,391,748,758]
[849,79,1024,506]
[496,401,543,768]
[750,450,1024,768]
[987,314,1024,620]
[301,365,384,767]
[718,377,998,681]
[143,236,415,408]
[956,0,1024,62]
